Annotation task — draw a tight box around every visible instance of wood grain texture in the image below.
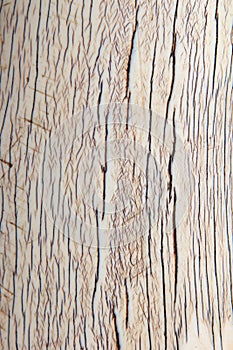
[0,0,232,349]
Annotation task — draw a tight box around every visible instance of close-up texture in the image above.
[0,0,232,349]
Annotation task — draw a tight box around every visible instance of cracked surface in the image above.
[0,0,232,349]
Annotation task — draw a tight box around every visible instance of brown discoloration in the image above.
[0,159,12,168]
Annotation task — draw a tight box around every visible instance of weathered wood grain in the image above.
[0,0,232,349]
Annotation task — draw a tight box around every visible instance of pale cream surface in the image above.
[0,0,232,349]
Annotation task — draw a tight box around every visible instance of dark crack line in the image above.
[124,5,139,99]
[125,279,129,329]
[163,0,179,140]
[212,0,219,94]
[160,219,167,350]
[91,210,100,328]
[101,114,108,220]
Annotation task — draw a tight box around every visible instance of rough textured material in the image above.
[0,0,232,349]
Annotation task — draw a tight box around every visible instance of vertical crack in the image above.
[164,0,179,133]
[160,219,167,350]
[124,4,139,100]
[212,0,219,93]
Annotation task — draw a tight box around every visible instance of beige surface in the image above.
[0,0,232,349]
